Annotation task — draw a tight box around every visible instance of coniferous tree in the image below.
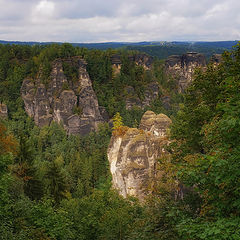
[46,160,69,204]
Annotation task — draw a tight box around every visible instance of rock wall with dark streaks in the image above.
[21,57,104,135]
[165,52,206,92]
[107,111,171,201]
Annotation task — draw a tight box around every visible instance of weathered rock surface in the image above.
[134,54,154,70]
[0,103,8,119]
[107,111,171,200]
[125,96,143,110]
[210,54,222,66]
[161,95,171,110]
[165,52,206,92]
[110,53,154,76]
[125,82,160,110]
[21,57,104,135]
[142,82,159,107]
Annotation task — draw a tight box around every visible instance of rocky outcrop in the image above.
[125,82,160,110]
[0,103,8,119]
[142,82,159,107]
[134,54,154,70]
[111,54,122,76]
[110,53,154,76]
[165,52,206,92]
[210,54,222,66]
[125,96,143,110]
[110,53,157,110]
[21,57,104,135]
[107,111,171,201]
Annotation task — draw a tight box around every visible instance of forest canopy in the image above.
[0,42,240,239]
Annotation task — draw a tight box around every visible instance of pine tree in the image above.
[112,112,123,130]
[46,160,68,204]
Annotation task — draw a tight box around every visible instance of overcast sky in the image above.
[0,0,239,42]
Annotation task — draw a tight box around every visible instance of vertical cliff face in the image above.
[107,111,171,201]
[21,57,104,135]
[165,52,206,92]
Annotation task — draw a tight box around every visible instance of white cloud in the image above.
[31,0,55,22]
[0,0,239,42]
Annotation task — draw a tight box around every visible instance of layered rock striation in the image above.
[165,52,206,92]
[21,57,104,135]
[107,111,172,201]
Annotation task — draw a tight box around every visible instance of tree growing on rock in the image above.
[112,112,129,137]
[112,112,123,130]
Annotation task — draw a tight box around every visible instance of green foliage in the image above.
[4,42,240,239]
[73,105,83,115]
[163,43,240,238]
[61,188,143,240]
[112,112,123,130]
[126,42,235,60]
[62,61,79,82]
[46,159,69,204]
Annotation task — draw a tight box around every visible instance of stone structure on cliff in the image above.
[107,111,172,201]
[0,103,8,119]
[165,52,206,92]
[21,57,104,135]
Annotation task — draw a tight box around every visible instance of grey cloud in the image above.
[53,0,122,18]
[0,0,239,42]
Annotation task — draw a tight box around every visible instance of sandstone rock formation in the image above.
[107,111,171,201]
[134,54,154,70]
[142,82,160,107]
[21,57,104,135]
[210,54,222,66]
[110,54,122,76]
[110,53,154,76]
[0,103,8,119]
[165,52,206,92]
[110,53,158,110]
[125,82,160,110]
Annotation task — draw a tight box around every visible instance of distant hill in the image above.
[0,40,238,59]
[126,41,239,60]
[0,40,158,48]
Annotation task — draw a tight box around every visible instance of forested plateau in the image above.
[0,42,240,239]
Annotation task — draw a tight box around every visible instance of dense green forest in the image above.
[126,41,238,60]
[0,40,237,59]
[0,42,240,239]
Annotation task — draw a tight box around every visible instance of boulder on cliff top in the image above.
[139,111,172,137]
